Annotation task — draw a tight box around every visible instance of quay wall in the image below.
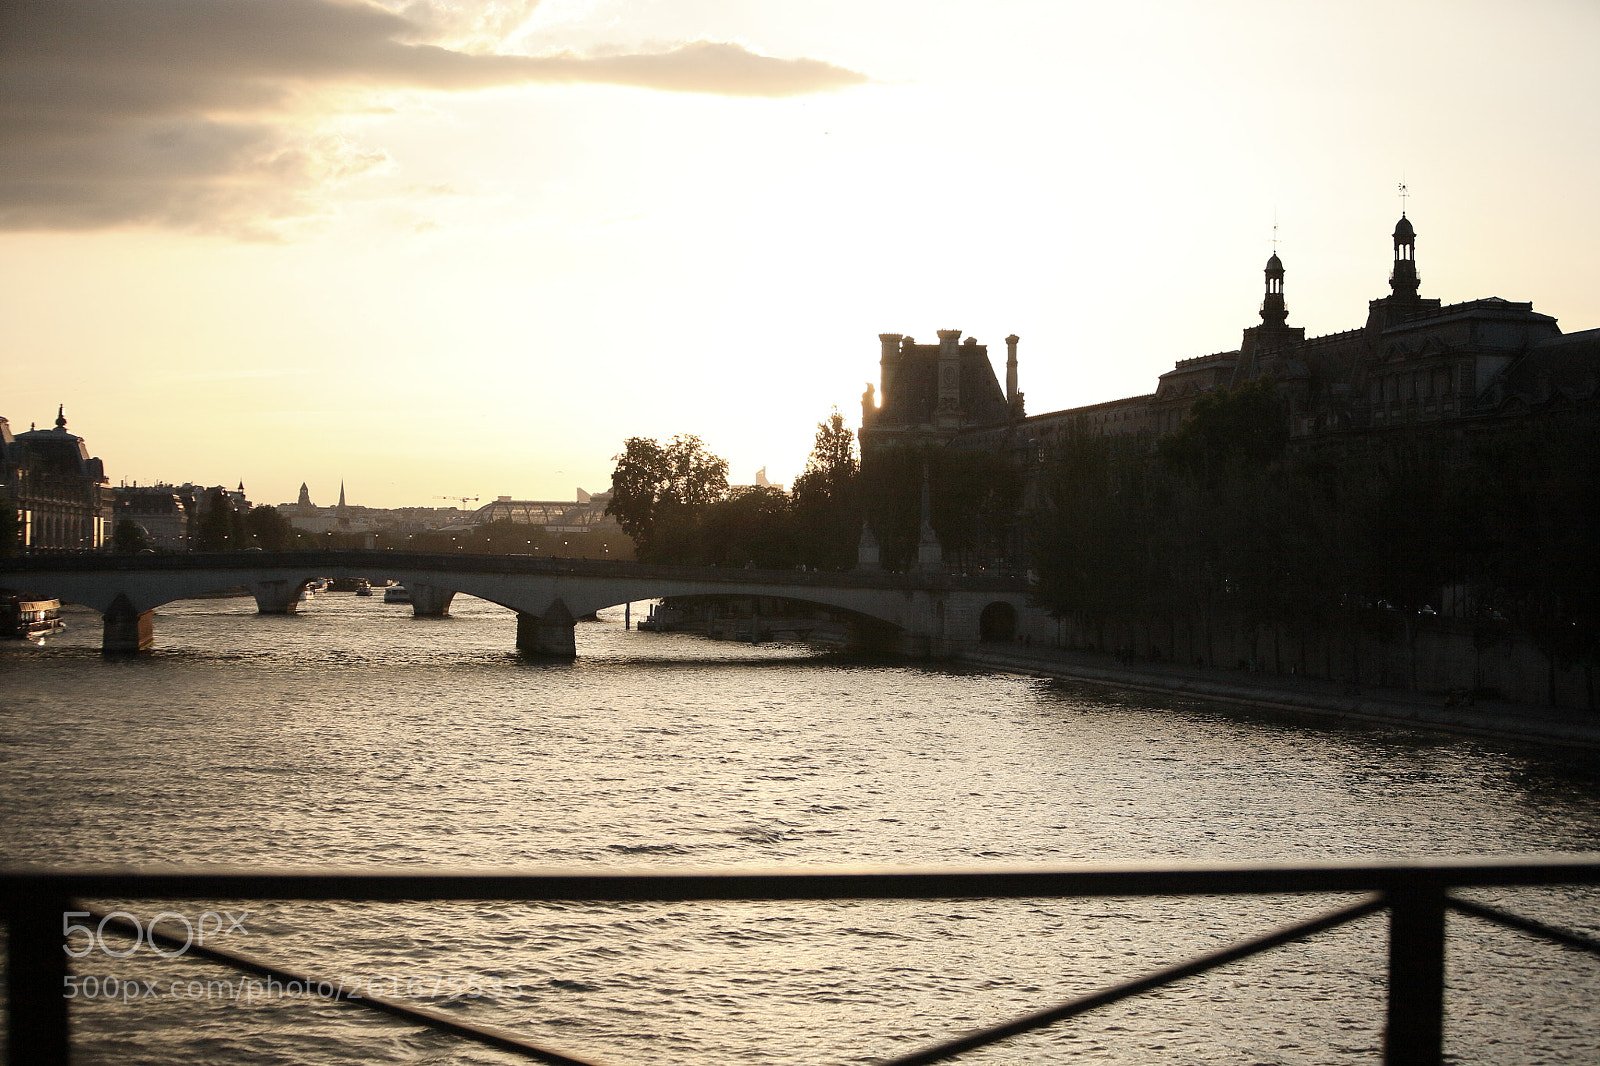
[1009,607,1595,714]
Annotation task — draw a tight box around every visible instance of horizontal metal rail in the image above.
[5,856,1599,1066]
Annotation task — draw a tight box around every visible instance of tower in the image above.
[1368,211,1438,330]
[1260,253,1288,328]
[935,329,963,428]
[1390,214,1419,300]
[1005,334,1022,414]
[1234,244,1304,388]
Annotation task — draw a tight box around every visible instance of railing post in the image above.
[1384,884,1447,1066]
[5,888,72,1065]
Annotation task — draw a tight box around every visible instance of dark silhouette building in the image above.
[861,213,1600,464]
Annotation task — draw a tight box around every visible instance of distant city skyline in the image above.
[5,0,1599,508]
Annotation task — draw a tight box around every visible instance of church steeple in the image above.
[1390,213,1419,299]
[1260,252,1288,328]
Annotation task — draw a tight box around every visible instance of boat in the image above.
[636,604,681,632]
[355,582,373,597]
[1,594,65,639]
[384,584,412,604]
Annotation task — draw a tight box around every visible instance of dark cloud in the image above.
[0,0,868,235]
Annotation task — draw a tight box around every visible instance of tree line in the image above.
[105,488,634,559]
[604,414,863,569]
[603,411,1029,573]
[1030,381,1600,688]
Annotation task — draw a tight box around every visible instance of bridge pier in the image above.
[250,580,302,615]
[410,583,456,618]
[102,593,154,653]
[517,599,576,659]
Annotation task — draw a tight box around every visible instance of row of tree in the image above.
[602,413,1030,572]
[605,414,864,569]
[1030,382,1600,682]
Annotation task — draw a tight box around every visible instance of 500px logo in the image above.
[63,910,250,959]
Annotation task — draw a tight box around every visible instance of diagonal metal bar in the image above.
[87,909,618,1066]
[876,895,1386,1066]
[1447,896,1600,956]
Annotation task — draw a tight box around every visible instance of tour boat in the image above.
[384,584,412,604]
[0,594,65,639]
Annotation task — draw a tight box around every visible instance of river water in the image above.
[2,592,1597,1065]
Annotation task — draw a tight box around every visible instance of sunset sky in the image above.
[4,0,1598,509]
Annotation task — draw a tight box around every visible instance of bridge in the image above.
[0,551,1033,657]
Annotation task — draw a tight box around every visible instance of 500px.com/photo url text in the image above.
[63,973,527,1004]
[61,908,524,1004]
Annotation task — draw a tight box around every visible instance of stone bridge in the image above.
[0,551,1033,657]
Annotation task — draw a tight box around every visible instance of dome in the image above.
[1265,253,1285,275]
[1393,214,1415,238]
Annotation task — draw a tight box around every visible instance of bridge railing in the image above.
[5,857,1598,1066]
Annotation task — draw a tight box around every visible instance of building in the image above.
[112,485,193,550]
[471,492,620,534]
[861,213,1600,465]
[281,483,466,536]
[0,407,112,551]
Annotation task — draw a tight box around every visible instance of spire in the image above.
[1390,212,1419,300]
[1260,252,1288,328]
[55,404,66,430]
[337,481,347,509]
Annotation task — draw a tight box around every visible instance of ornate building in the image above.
[0,407,112,551]
[861,213,1600,463]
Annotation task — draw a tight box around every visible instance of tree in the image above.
[243,504,295,551]
[860,444,1023,572]
[687,486,797,568]
[193,488,242,550]
[467,518,554,555]
[112,518,152,553]
[606,434,729,558]
[790,409,860,569]
[1158,380,1289,482]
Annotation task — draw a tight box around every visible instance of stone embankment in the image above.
[959,645,1600,751]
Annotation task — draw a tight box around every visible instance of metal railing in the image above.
[4,857,1599,1065]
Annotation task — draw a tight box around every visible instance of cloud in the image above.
[0,0,868,236]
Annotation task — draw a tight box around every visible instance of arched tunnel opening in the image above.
[978,601,1018,643]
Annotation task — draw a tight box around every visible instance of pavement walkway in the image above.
[957,644,1600,751]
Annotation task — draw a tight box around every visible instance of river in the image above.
[2,592,1597,1064]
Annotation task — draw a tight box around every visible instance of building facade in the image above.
[0,407,112,551]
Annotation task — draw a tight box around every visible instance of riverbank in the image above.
[959,644,1600,750]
